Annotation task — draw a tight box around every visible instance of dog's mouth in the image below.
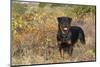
[63,27,68,32]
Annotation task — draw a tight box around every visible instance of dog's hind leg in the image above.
[79,30,86,44]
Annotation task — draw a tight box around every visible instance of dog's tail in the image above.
[79,29,86,44]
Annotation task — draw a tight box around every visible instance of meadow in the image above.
[12,1,96,65]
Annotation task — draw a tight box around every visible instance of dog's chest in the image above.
[60,31,71,40]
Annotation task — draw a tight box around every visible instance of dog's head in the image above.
[57,16,72,33]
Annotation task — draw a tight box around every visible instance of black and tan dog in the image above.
[57,16,85,58]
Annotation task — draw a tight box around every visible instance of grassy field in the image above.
[12,1,96,65]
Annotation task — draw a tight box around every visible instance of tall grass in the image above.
[12,1,96,65]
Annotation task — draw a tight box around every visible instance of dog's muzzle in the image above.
[63,27,69,32]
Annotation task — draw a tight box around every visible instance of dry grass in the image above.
[12,2,96,66]
[12,15,96,65]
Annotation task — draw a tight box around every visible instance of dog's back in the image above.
[69,26,85,44]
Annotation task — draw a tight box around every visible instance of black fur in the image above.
[57,16,85,58]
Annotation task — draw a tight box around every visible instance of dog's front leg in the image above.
[58,41,64,58]
[68,45,73,56]
[59,46,64,58]
[61,48,64,59]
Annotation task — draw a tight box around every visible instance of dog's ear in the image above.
[68,17,72,22]
[57,17,61,23]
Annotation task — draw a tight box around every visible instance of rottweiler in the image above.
[57,16,85,58]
